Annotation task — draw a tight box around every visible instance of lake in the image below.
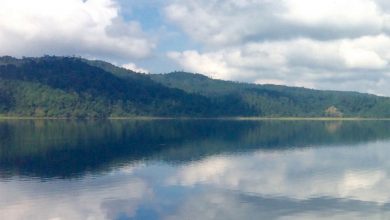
[1,119,390,219]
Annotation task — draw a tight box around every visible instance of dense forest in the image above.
[0,56,390,118]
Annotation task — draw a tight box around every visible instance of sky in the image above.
[1,0,390,95]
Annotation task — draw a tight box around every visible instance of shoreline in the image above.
[1,116,390,121]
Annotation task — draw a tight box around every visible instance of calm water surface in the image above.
[1,120,390,219]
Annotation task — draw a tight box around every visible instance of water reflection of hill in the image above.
[0,119,390,178]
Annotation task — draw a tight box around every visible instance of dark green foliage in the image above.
[0,85,13,113]
[0,56,389,118]
[0,56,226,117]
[151,71,390,117]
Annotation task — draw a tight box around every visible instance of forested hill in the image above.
[0,56,389,118]
[150,72,390,117]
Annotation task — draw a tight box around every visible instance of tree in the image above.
[325,106,343,117]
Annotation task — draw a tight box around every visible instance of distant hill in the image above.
[150,71,390,117]
[0,56,389,118]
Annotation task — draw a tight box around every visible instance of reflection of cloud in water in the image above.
[0,165,153,220]
[166,191,390,220]
[2,139,390,219]
[168,140,390,203]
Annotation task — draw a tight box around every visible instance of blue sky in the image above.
[116,0,200,73]
[2,0,390,95]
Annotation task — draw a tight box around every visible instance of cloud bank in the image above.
[122,62,149,73]
[165,0,390,95]
[0,0,155,60]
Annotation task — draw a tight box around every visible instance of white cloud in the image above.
[164,0,390,95]
[122,62,149,73]
[282,0,382,27]
[164,0,390,46]
[2,0,390,95]
[0,0,155,60]
[168,35,390,94]
[168,51,232,79]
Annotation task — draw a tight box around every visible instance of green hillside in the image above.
[150,71,390,117]
[0,56,224,117]
[0,56,389,118]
